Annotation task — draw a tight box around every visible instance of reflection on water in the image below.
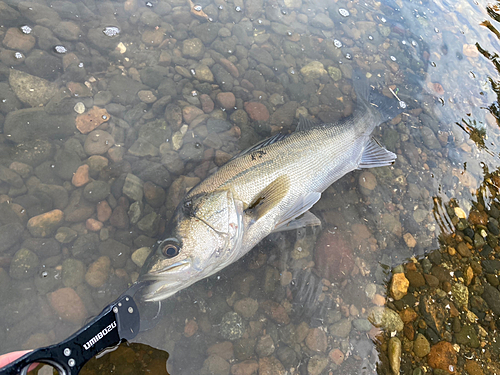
[0,0,499,373]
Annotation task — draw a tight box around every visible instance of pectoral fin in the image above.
[273,192,321,231]
[246,175,290,220]
[273,211,322,232]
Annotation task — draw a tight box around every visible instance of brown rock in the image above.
[48,287,88,325]
[305,328,327,352]
[76,106,110,134]
[328,349,344,365]
[399,307,418,324]
[184,319,198,337]
[85,256,111,288]
[96,200,112,222]
[200,94,215,113]
[372,294,385,306]
[27,209,64,237]
[86,218,103,231]
[358,171,377,190]
[109,206,129,229]
[428,341,457,374]
[67,82,91,97]
[182,105,204,124]
[144,181,165,208]
[84,130,114,155]
[231,360,258,375]
[72,164,90,187]
[390,273,409,300]
[424,274,439,288]
[138,90,157,103]
[464,360,484,375]
[3,27,35,52]
[208,341,233,361]
[403,233,417,247]
[244,102,269,121]
[233,297,259,319]
[142,28,165,46]
[406,270,425,288]
[456,242,472,257]
[258,357,285,375]
[260,300,290,324]
[219,58,239,78]
[468,210,488,225]
[314,229,354,282]
[217,92,236,110]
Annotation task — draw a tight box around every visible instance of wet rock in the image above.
[0,222,24,252]
[138,90,157,103]
[201,94,215,113]
[200,354,230,375]
[182,38,205,59]
[75,106,110,134]
[305,328,327,352]
[0,81,21,114]
[24,50,62,80]
[259,357,285,375]
[193,64,214,82]
[71,233,98,259]
[464,360,484,375]
[359,171,377,190]
[269,101,298,127]
[0,165,22,188]
[451,283,468,309]
[428,341,457,374]
[256,335,275,357]
[131,247,151,268]
[27,209,64,237]
[368,307,404,332]
[388,337,401,374]
[217,92,236,110]
[212,64,234,91]
[72,164,90,187]
[413,333,430,357]
[314,230,354,282]
[99,239,130,268]
[9,69,59,108]
[421,127,441,150]
[307,355,327,375]
[233,297,259,319]
[482,284,500,314]
[123,173,143,202]
[391,272,409,300]
[406,270,425,288]
[4,108,75,143]
[85,256,111,288]
[83,181,110,203]
[249,46,273,66]
[9,248,39,279]
[54,150,81,181]
[62,258,85,288]
[244,102,269,121]
[455,324,479,348]
[137,212,160,236]
[3,27,34,52]
[300,61,327,81]
[109,75,146,105]
[55,227,78,244]
[231,360,258,375]
[48,287,87,325]
[192,22,220,44]
[260,300,290,324]
[311,13,334,29]
[220,312,245,340]
[109,206,129,229]
[329,319,351,338]
[0,2,20,26]
[84,130,114,155]
[183,105,204,124]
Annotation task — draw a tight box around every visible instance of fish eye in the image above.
[161,242,180,258]
[184,200,192,208]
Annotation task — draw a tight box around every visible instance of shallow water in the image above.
[0,0,499,373]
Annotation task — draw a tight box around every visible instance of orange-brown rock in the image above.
[184,320,198,337]
[400,307,418,324]
[328,349,344,365]
[27,209,64,237]
[48,287,88,325]
[231,360,258,375]
[428,341,457,374]
[76,106,110,134]
[260,300,290,325]
[72,164,90,187]
[86,218,103,231]
[468,210,488,226]
[97,200,112,222]
[390,273,409,300]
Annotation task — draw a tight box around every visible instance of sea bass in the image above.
[139,73,402,302]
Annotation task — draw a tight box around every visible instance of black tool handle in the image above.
[0,294,140,375]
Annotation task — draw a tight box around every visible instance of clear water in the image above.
[0,0,499,373]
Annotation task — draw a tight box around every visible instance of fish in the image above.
[139,72,402,302]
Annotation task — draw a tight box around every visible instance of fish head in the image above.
[139,189,244,301]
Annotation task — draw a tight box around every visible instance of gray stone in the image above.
[18,2,61,26]
[212,64,234,91]
[137,212,160,237]
[161,151,185,174]
[99,239,131,268]
[22,237,60,258]
[83,181,110,203]
[123,173,144,202]
[482,284,500,315]
[109,75,146,105]
[0,222,24,253]
[83,130,114,155]
[4,108,75,144]
[329,319,351,338]
[35,267,62,294]
[220,312,245,340]
[10,248,39,279]
[62,258,85,288]
[87,27,120,51]
[249,46,273,66]
[0,165,23,188]
[71,233,98,259]
[311,13,334,29]
[307,355,328,375]
[352,319,372,332]
[0,82,22,114]
[0,2,20,27]
[182,38,205,59]
[421,126,441,149]
[24,50,62,80]
[256,334,275,357]
[139,66,169,89]
[192,23,221,44]
[55,227,78,244]
[179,142,205,162]
[53,150,81,181]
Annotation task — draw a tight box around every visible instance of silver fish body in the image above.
[139,75,399,302]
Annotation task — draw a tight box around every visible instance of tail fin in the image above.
[352,69,404,123]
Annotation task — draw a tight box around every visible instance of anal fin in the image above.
[358,138,396,169]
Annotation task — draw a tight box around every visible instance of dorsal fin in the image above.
[231,132,289,160]
[296,115,320,132]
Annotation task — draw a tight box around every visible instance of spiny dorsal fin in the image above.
[358,138,397,168]
[231,132,289,160]
[296,115,320,132]
[246,175,290,219]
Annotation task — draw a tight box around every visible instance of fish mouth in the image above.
[138,259,193,302]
